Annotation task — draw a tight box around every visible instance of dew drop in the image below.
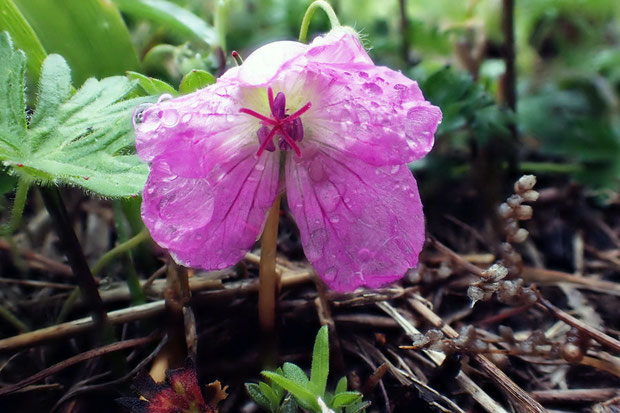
[358,248,371,262]
[309,158,326,183]
[181,113,192,123]
[329,215,340,223]
[324,267,338,281]
[391,165,400,174]
[363,82,383,95]
[306,228,327,260]
[255,163,265,171]
[358,71,369,79]
[161,109,179,127]
[157,93,174,103]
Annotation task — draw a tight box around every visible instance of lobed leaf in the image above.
[0,33,152,197]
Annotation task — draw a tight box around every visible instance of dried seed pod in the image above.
[498,202,513,218]
[506,194,523,208]
[514,174,537,193]
[509,228,529,243]
[515,205,533,220]
[521,189,539,202]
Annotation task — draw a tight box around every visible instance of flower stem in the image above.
[299,0,341,43]
[91,228,149,277]
[258,194,281,367]
[1,177,30,236]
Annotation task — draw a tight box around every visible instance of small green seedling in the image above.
[246,326,370,413]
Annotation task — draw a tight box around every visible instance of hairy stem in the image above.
[299,0,341,43]
[1,177,30,236]
[258,194,282,367]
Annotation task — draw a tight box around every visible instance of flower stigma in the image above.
[239,87,311,158]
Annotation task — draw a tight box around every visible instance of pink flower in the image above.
[134,28,441,292]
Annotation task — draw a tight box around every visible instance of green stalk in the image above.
[299,0,341,43]
[1,177,30,236]
[91,228,149,277]
[0,304,29,333]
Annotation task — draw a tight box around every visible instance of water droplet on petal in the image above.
[161,109,179,127]
[306,228,327,260]
[157,93,174,103]
[329,215,340,223]
[324,267,338,281]
[309,158,326,183]
[391,165,400,174]
[363,82,383,95]
[181,113,192,123]
[358,248,371,262]
[255,163,265,171]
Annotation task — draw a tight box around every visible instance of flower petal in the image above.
[305,27,373,65]
[144,145,280,270]
[285,145,425,292]
[220,41,307,86]
[135,82,255,163]
[139,83,280,270]
[289,62,441,167]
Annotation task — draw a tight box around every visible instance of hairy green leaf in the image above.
[245,383,275,412]
[262,371,319,412]
[335,376,347,395]
[310,325,329,397]
[0,34,150,197]
[0,31,27,155]
[282,362,309,387]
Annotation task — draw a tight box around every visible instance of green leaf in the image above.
[335,376,347,395]
[0,31,27,155]
[245,383,275,412]
[113,0,216,46]
[259,381,281,410]
[310,325,330,397]
[0,0,46,82]
[13,0,140,86]
[0,35,151,197]
[282,362,310,387]
[127,71,178,96]
[262,371,319,412]
[179,69,215,94]
[331,392,362,408]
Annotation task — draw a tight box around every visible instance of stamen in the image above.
[238,108,277,125]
